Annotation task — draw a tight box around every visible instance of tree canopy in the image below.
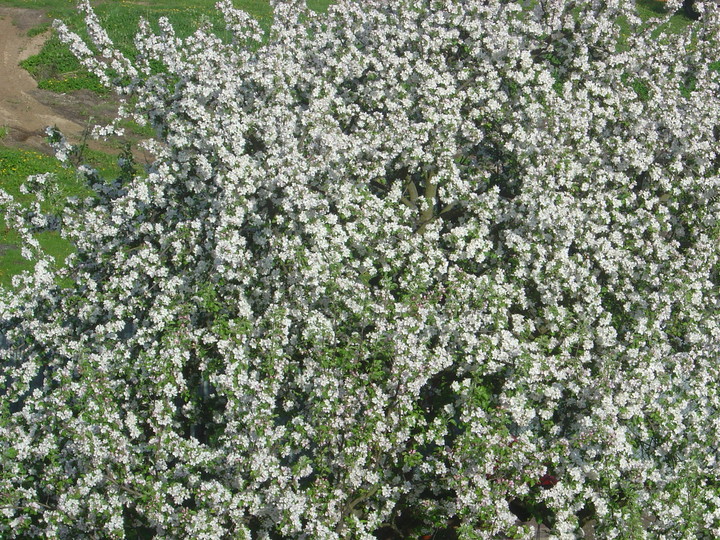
[1,0,719,538]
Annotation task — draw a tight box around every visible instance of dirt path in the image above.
[0,8,84,149]
[0,7,123,153]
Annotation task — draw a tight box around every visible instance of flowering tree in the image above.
[2,0,720,538]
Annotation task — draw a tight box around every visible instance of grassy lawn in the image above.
[0,0,706,288]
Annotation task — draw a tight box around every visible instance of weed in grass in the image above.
[26,22,50,37]
[38,73,109,94]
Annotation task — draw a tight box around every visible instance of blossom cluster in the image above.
[1,0,719,538]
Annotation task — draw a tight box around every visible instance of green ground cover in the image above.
[15,0,328,93]
[0,0,708,289]
[0,145,117,287]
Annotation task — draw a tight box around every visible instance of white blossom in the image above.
[1,0,719,538]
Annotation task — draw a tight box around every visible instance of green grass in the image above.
[26,22,50,36]
[9,0,331,94]
[0,145,119,288]
[20,32,109,93]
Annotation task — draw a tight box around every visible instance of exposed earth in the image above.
[0,7,122,153]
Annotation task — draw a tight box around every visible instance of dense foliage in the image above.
[2,0,720,538]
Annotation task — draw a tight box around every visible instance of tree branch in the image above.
[416,171,438,234]
[335,483,381,534]
[404,174,419,204]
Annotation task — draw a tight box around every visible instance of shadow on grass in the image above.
[638,0,669,16]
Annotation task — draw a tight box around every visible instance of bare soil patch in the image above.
[0,7,124,155]
[0,6,47,31]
